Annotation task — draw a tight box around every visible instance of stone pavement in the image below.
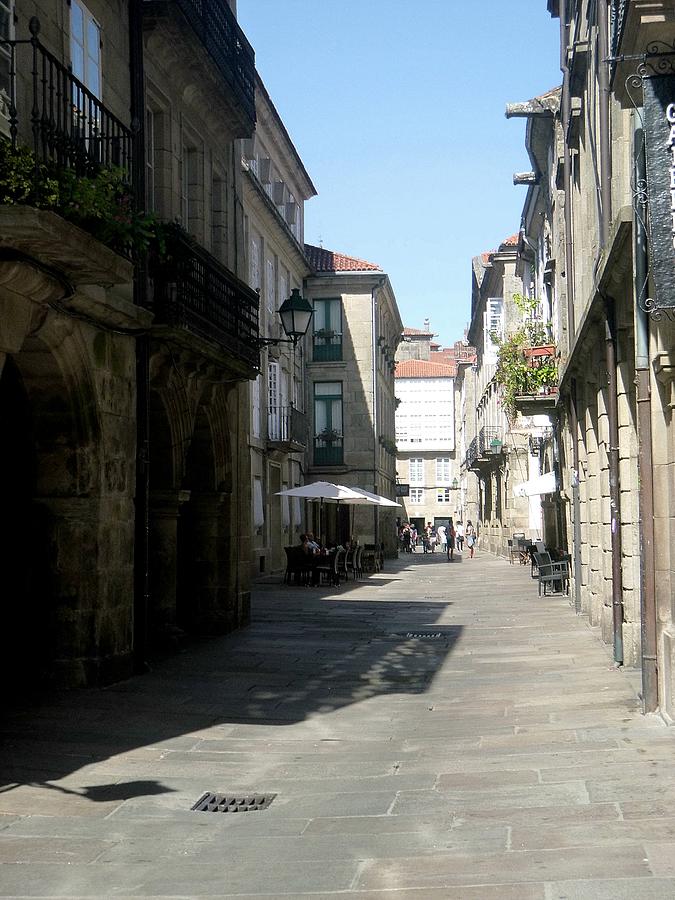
[2,550,675,898]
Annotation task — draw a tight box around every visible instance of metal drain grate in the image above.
[397,631,445,639]
[191,792,276,813]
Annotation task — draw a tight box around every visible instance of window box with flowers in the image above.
[491,294,558,421]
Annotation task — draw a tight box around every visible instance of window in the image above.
[409,488,424,504]
[436,458,451,483]
[251,374,261,439]
[265,256,276,316]
[0,0,12,107]
[211,173,226,261]
[312,298,342,362]
[437,488,452,504]
[409,458,423,484]
[314,382,343,465]
[249,230,262,292]
[267,361,279,439]
[484,298,503,363]
[70,0,101,98]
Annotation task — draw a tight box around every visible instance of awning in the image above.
[513,470,557,497]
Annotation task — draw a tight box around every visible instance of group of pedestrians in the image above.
[398,519,477,560]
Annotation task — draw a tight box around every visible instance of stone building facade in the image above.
[304,245,402,557]
[465,236,555,557]
[481,0,675,715]
[241,74,316,581]
[536,0,675,704]
[394,358,460,535]
[0,0,262,689]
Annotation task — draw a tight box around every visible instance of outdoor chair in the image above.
[509,533,528,565]
[533,551,569,596]
[530,541,546,578]
[283,546,312,586]
[351,545,363,580]
[344,547,357,580]
[314,547,344,586]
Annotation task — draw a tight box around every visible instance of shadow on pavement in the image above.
[1,586,462,802]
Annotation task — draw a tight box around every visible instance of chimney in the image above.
[423,318,430,333]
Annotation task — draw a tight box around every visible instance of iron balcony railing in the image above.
[465,436,478,470]
[152,231,260,369]
[268,406,307,447]
[312,331,343,362]
[478,426,503,457]
[144,0,255,130]
[4,18,133,181]
[313,434,343,467]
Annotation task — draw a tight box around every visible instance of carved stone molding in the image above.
[654,351,675,408]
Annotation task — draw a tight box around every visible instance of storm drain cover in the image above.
[397,631,445,639]
[191,792,276,813]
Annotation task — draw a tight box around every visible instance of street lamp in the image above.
[257,288,314,347]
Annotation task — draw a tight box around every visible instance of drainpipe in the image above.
[129,0,150,673]
[559,0,576,340]
[371,277,385,547]
[604,295,624,665]
[597,0,622,666]
[569,380,583,615]
[634,117,657,711]
[597,0,612,249]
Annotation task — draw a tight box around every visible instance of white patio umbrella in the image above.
[275,481,378,544]
[346,487,401,507]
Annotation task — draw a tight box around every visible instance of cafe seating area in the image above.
[283,543,371,588]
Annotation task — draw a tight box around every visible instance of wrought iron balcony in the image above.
[478,426,503,458]
[464,436,478,471]
[312,330,342,362]
[267,406,307,451]
[144,0,255,133]
[4,20,133,181]
[152,231,260,374]
[313,434,344,467]
[465,427,503,472]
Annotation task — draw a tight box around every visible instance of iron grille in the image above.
[152,231,260,369]
[5,19,133,181]
[144,0,255,131]
[191,792,276,813]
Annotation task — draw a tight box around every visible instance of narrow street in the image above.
[2,551,675,898]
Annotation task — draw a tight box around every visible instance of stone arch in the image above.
[0,325,104,689]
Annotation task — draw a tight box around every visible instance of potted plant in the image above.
[317,428,342,444]
[491,294,557,421]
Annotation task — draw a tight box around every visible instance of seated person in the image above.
[305,532,320,553]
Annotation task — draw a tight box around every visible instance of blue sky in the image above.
[238,1,561,348]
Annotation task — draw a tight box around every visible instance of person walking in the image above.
[436,523,447,553]
[446,518,456,562]
[465,520,476,558]
[455,520,464,552]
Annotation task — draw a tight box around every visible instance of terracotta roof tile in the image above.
[403,326,435,336]
[305,243,382,272]
[395,359,456,378]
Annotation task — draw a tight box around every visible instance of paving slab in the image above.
[2,552,674,896]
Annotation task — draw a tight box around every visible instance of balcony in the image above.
[143,0,255,135]
[466,427,503,472]
[267,406,307,452]
[312,330,343,362]
[313,433,344,467]
[152,231,260,378]
[5,22,133,181]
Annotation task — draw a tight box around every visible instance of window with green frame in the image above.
[312,298,342,361]
[313,381,343,465]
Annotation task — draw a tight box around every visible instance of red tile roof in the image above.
[305,243,382,272]
[502,233,520,247]
[395,359,456,378]
[403,326,435,336]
